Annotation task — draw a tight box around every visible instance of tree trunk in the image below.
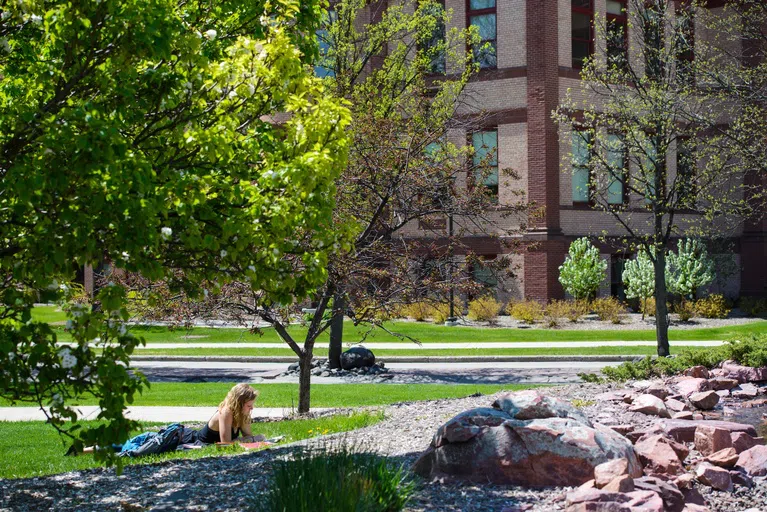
[298,350,313,414]
[654,251,670,357]
[328,292,345,369]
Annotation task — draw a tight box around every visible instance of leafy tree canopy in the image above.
[0,0,350,465]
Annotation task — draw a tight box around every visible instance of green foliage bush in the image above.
[601,334,767,381]
[507,300,545,324]
[739,297,767,318]
[695,294,731,319]
[558,238,607,300]
[468,296,502,324]
[591,297,626,324]
[253,442,414,512]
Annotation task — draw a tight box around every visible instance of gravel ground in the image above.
[1,382,764,512]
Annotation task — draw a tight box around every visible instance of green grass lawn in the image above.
[0,382,534,408]
[46,318,767,344]
[126,344,709,358]
[0,411,383,479]
[30,305,67,324]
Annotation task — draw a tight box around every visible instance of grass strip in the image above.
[0,382,535,408]
[47,319,767,344]
[0,412,384,480]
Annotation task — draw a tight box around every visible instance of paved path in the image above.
[120,340,725,349]
[0,406,330,422]
[131,359,620,385]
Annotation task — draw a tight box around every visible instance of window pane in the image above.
[473,265,498,287]
[606,0,624,15]
[473,131,498,166]
[470,14,496,41]
[470,0,496,10]
[572,131,590,203]
[572,12,591,40]
[572,0,592,8]
[606,134,625,204]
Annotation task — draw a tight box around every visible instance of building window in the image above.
[572,130,592,204]
[611,254,632,300]
[674,4,695,86]
[676,139,697,208]
[643,2,665,79]
[468,0,497,69]
[472,130,498,199]
[314,9,337,78]
[572,0,594,69]
[472,256,498,289]
[605,133,627,205]
[421,1,447,74]
[606,0,628,71]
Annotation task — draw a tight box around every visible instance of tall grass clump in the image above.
[252,442,415,512]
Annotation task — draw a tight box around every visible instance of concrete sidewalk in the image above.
[0,406,331,422]
[75,340,727,350]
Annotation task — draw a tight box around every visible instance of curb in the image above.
[131,355,643,363]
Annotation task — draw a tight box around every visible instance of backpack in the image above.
[119,423,195,458]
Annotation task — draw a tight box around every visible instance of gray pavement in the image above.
[131,359,620,385]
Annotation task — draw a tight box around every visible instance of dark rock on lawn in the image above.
[339,346,375,370]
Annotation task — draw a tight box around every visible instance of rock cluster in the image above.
[414,361,767,512]
[283,346,390,380]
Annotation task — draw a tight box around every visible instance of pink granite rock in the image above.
[709,377,739,391]
[720,361,767,383]
[735,445,767,476]
[732,383,759,399]
[646,383,669,399]
[673,411,694,420]
[731,432,766,454]
[665,398,688,413]
[660,419,757,443]
[414,409,641,487]
[706,447,739,468]
[603,475,634,493]
[688,390,720,410]
[694,425,733,456]
[609,425,634,436]
[492,390,591,424]
[695,462,733,491]
[682,505,711,512]
[685,366,710,379]
[594,458,634,488]
[634,435,686,476]
[564,489,663,512]
[633,476,685,512]
[629,394,671,418]
[675,377,709,397]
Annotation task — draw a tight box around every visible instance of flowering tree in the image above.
[558,238,607,301]
[622,250,655,319]
[667,239,715,300]
[0,0,349,464]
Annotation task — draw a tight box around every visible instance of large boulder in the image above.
[339,346,375,370]
[736,445,767,476]
[413,406,641,487]
[492,390,590,425]
[659,419,757,443]
[720,361,767,383]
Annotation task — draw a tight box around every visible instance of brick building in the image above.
[397,0,766,302]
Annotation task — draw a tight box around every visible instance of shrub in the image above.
[591,297,626,324]
[739,297,767,318]
[567,299,590,322]
[546,300,588,326]
[431,300,460,324]
[695,294,731,319]
[622,250,655,320]
[640,296,656,317]
[467,296,502,324]
[507,300,544,324]
[674,300,696,322]
[666,238,715,300]
[601,334,767,381]
[558,238,607,300]
[252,442,415,512]
[403,301,432,322]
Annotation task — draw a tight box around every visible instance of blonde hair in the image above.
[219,383,259,430]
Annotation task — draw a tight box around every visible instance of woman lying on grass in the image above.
[197,383,260,444]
